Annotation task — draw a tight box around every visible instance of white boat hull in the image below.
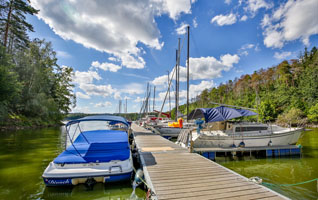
[155,126,182,138]
[43,156,133,186]
[192,128,303,148]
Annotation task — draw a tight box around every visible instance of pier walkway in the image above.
[132,123,288,200]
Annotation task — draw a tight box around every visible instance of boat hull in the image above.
[43,172,132,186]
[43,157,134,186]
[192,128,303,148]
[155,127,182,138]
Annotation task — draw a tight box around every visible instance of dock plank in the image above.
[132,123,288,200]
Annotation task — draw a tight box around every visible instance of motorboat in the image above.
[42,115,133,186]
[177,106,303,148]
[153,118,196,139]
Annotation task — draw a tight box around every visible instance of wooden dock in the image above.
[132,123,289,200]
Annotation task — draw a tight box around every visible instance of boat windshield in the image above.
[66,120,128,148]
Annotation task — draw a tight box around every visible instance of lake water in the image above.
[0,127,317,199]
[219,128,318,200]
[0,127,146,200]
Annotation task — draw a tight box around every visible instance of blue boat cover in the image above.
[66,115,129,127]
[54,130,130,164]
[188,106,257,123]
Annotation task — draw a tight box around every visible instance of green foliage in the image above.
[277,108,306,127]
[308,103,318,123]
[258,100,277,122]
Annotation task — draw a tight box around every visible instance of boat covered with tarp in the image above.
[177,106,303,148]
[42,115,133,186]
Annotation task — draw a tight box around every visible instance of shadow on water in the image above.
[0,127,146,200]
[218,128,318,200]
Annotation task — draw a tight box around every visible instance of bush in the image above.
[276,107,307,127]
[308,103,318,123]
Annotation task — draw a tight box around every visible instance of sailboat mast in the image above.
[176,38,181,121]
[175,49,178,121]
[187,25,190,122]
[153,86,156,111]
[167,70,171,114]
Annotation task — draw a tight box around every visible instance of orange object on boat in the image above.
[168,118,183,128]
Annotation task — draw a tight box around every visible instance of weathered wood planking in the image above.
[132,123,289,200]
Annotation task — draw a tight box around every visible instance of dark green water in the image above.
[219,128,318,200]
[0,127,146,200]
[0,127,317,199]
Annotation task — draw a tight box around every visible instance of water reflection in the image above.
[219,129,318,200]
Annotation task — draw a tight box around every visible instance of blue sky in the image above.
[28,0,318,113]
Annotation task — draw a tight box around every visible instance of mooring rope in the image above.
[262,178,318,187]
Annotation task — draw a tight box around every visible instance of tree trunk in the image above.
[4,0,13,48]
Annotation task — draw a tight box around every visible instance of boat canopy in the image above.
[188,106,257,123]
[66,115,130,127]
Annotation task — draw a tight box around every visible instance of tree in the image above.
[0,45,21,120]
[308,103,318,123]
[1,0,38,50]
[258,100,277,122]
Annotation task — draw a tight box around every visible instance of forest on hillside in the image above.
[0,0,75,128]
[176,47,318,126]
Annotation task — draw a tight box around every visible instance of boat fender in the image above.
[230,143,236,148]
[238,141,245,148]
[268,140,273,146]
[134,169,144,186]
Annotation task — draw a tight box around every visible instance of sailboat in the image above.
[177,106,303,148]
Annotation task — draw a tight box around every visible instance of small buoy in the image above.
[238,141,245,148]
[248,176,262,184]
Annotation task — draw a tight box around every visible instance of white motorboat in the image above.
[42,115,133,186]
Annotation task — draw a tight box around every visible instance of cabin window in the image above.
[235,127,268,132]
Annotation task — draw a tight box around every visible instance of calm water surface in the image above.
[0,127,317,199]
[219,128,318,200]
[0,127,146,200]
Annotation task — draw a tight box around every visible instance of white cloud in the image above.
[238,43,258,56]
[91,61,122,72]
[274,51,292,59]
[95,101,112,107]
[108,57,118,62]
[79,83,116,97]
[158,0,195,20]
[193,17,198,28]
[244,0,273,16]
[211,13,237,26]
[240,15,248,21]
[76,92,90,99]
[56,50,72,58]
[120,83,145,95]
[31,0,195,70]
[157,80,214,103]
[152,54,240,86]
[176,22,189,35]
[73,70,101,85]
[152,74,169,86]
[262,0,318,48]
[225,0,231,5]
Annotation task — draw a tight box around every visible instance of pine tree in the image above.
[0,0,38,50]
